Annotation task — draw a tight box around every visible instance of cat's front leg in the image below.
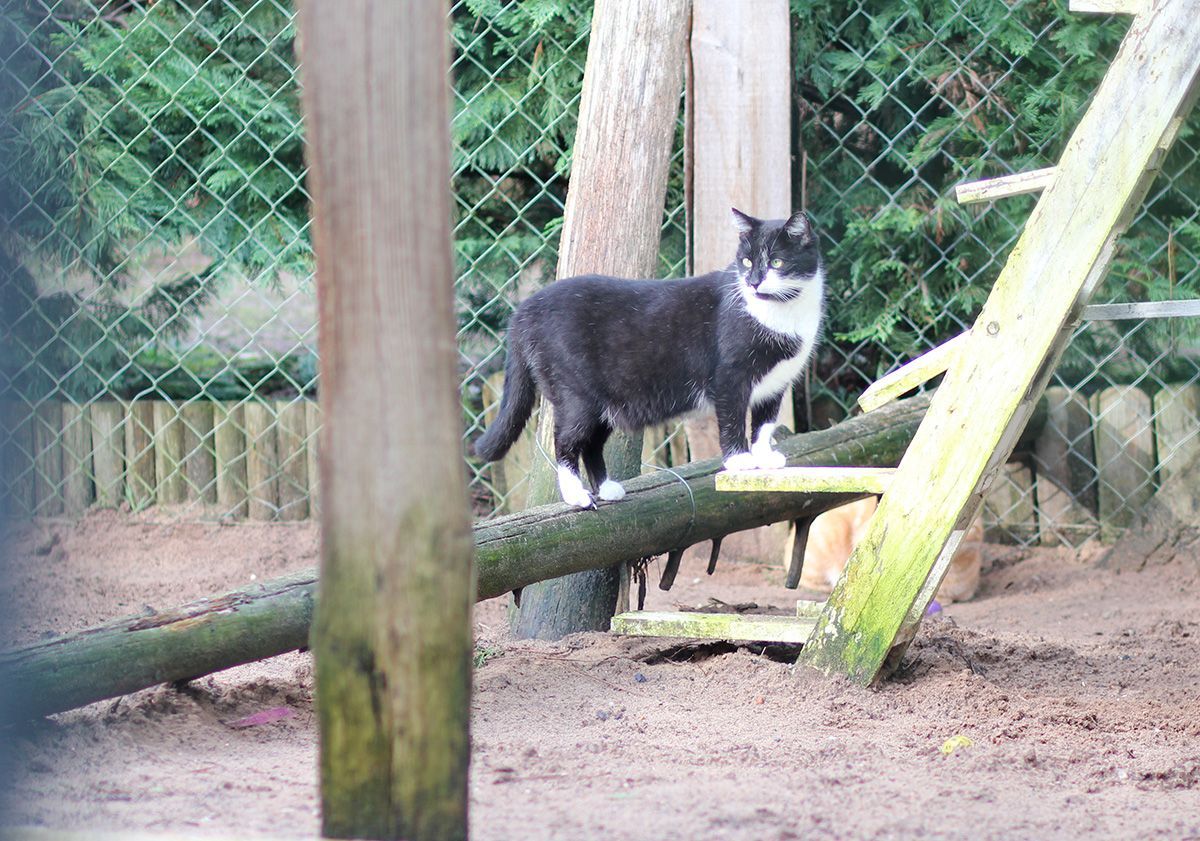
[715,380,757,470]
[749,395,787,469]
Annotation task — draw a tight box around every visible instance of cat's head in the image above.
[730,208,823,303]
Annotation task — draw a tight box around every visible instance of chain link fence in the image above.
[2,0,1196,546]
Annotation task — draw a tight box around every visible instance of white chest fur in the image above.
[744,268,825,407]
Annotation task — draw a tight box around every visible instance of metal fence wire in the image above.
[1,0,1197,547]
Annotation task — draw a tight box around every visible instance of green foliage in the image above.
[792,0,1200,395]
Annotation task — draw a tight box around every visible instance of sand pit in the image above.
[2,508,1199,840]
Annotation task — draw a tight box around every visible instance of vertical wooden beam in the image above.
[1092,385,1155,542]
[981,462,1037,544]
[2,402,35,517]
[685,0,793,563]
[214,401,248,518]
[60,403,94,515]
[514,0,692,639]
[244,400,279,521]
[1153,383,1199,483]
[304,398,321,517]
[799,3,1200,684]
[275,399,308,521]
[90,401,124,508]
[1034,386,1098,546]
[181,401,216,504]
[124,401,156,510]
[299,3,474,840]
[33,401,63,516]
[152,401,185,505]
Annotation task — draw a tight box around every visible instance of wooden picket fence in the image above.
[1,398,320,520]
[2,381,1197,539]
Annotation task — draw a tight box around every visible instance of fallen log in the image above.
[0,395,1043,721]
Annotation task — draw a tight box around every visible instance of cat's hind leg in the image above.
[581,424,624,502]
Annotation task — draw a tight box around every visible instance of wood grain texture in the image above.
[89,401,124,508]
[982,462,1037,544]
[274,399,308,521]
[123,401,155,509]
[1092,385,1156,542]
[152,401,185,505]
[1034,386,1098,546]
[243,400,278,521]
[716,466,896,494]
[60,403,93,515]
[33,401,63,516]
[304,399,320,517]
[1153,383,1200,484]
[180,401,216,504]
[515,0,692,640]
[954,167,1056,204]
[800,3,1200,684]
[858,333,967,412]
[214,402,248,517]
[298,2,474,838]
[686,0,793,563]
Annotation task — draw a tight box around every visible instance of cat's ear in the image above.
[730,207,757,238]
[784,210,814,244]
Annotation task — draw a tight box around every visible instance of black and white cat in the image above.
[474,208,825,509]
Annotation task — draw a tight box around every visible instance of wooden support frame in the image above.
[716,466,895,494]
[955,167,1056,204]
[857,333,968,412]
[612,601,825,644]
[799,1,1200,686]
[1069,0,1144,13]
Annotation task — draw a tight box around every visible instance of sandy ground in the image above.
[2,508,1199,840]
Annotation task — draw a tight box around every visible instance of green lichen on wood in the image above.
[611,611,815,643]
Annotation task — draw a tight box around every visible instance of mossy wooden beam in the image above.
[1069,0,1143,13]
[954,167,1056,204]
[611,611,816,643]
[715,466,896,494]
[857,333,967,412]
[0,396,944,723]
[799,1,1200,687]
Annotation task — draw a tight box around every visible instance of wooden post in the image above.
[89,401,124,508]
[513,0,692,639]
[1153,383,1199,483]
[181,401,216,504]
[214,401,248,518]
[1092,385,1155,542]
[1034,386,1098,546]
[799,2,1200,684]
[275,399,308,521]
[243,400,279,521]
[60,403,93,515]
[686,0,794,563]
[33,401,63,516]
[152,400,185,505]
[304,399,320,517]
[298,3,474,840]
[124,401,156,509]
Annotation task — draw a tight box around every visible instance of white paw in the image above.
[557,466,596,509]
[753,448,786,470]
[598,480,626,502]
[723,452,758,471]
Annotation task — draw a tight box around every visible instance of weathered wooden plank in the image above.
[274,399,308,521]
[214,401,248,518]
[954,167,1056,205]
[305,398,320,517]
[683,0,793,566]
[60,403,94,515]
[1034,386,1099,546]
[33,401,63,516]
[482,370,535,514]
[716,466,896,494]
[982,461,1037,544]
[858,333,967,413]
[611,610,817,643]
[800,3,1200,684]
[1083,299,1200,320]
[243,400,279,521]
[1092,385,1156,542]
[89,401,124,508]
[1153,383,1200,483]
[514,0,693,640]
[180,401,216,504]
[152,400,186,505]
[2,401,35,517]
[123,401,156,509]
[1069,0,1144,14]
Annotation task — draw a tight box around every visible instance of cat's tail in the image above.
[473,342,537,462]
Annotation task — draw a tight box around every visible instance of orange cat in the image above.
[799,497,983,603]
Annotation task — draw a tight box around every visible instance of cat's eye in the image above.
[770,258,784,269]
[741,257,752,268]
